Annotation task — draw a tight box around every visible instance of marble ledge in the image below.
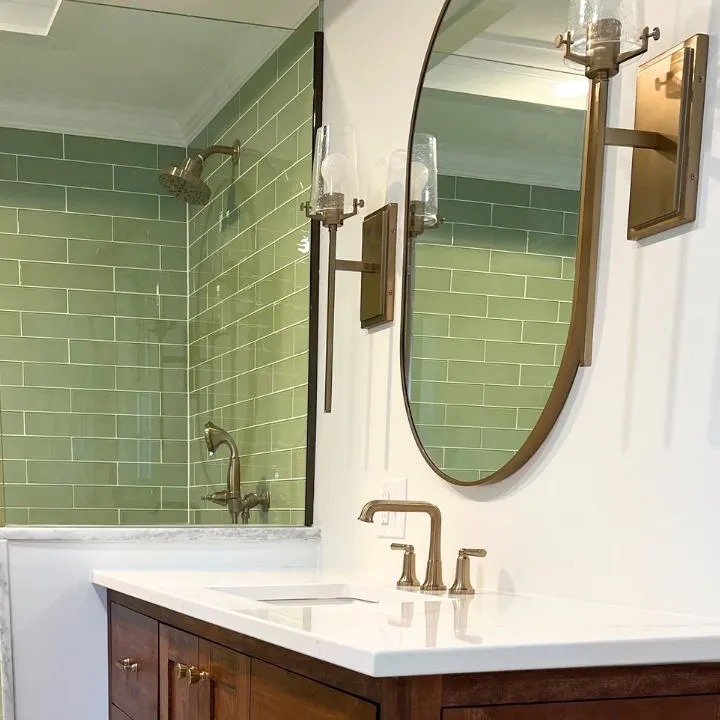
[0,525,321,543]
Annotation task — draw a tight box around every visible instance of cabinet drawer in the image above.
[110,603,159,720]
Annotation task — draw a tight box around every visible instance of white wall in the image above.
[315,0,720,618]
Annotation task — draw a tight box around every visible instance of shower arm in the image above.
[199,141,241,164]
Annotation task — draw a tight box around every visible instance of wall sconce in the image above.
[408,134,442,240]
[302,126,397,413]
[554,0,708,364]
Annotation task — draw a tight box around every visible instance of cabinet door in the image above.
[250,659,377,720]
[160,625,200,720]
[198,639,250,720]
[444,695,720,719]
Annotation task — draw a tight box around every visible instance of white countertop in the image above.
[93,570,720,677]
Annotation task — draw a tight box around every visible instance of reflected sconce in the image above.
[302,126,397,413]
[408,133,442,240]
[554,0,708,364]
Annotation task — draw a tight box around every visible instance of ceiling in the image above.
[0,0,317,145]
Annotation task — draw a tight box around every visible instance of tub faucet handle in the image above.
[391,543,420,589]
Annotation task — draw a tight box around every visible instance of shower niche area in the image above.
[0,0,320,526]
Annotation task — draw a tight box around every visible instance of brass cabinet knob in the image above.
[175,663,209,685]
[115,658,139,673]
[449,548,487,596]
[391,543,420,589]
[175,662,190,680]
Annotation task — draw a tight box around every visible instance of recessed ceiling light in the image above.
[553,79,589,99]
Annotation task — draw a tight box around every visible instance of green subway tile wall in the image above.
[0,128,190,524]
[187,15,315,526]
[409,175,579,483]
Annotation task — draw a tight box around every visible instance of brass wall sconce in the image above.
[408,133,442,240]
[555,0,708,364]
[303,126,397,413]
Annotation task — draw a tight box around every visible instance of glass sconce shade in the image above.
[410,133,439,227]
[308,125,361,217]
[568,0,643,55]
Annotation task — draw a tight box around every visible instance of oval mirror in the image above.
[402,0,591,485]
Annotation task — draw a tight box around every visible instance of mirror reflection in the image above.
[404,0,588,484]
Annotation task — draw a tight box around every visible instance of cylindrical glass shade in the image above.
[568,0,643,55]
[308,125,360,216]
[410,133,438,226]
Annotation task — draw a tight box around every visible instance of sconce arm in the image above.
[554,32,591,69]
[605,127,661,149]
[616,27,661,66]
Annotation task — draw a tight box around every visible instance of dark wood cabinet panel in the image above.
[111,705,133,720]
[160,624,200,720]
[444,695,720,719]
[199,639,250,720]
[110,603,159,720]
[250,658,377,720]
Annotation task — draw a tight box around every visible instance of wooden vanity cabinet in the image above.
[108,591,720,720]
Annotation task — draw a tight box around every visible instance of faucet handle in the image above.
[390,543,420,589]
[449,548,487,596]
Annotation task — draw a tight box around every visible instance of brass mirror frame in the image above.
[400,0,598,486]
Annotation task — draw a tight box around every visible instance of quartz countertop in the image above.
[92,569,720,677]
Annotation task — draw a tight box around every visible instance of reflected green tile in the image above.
[449,316,521,342]
[119,509,187,525]
[0,336,68,362]
[0,179,65,211]
[116,366,185,392]
[488,296,558,322]
[0,153,17,180]
[270,417,306,451]
[531,186,580,212]
[0,127,63,157]
[158,145,185,169]
[564,213,579,235]
[278,10,316,74]
[25,412,116,438]
[239,55,278,116]
[0,309,20,335]
[162,440,188,464]
[68,290,160,319]
[70,339,159,367]
[413,336,485,362]
[162,392,187,417]
[518,407,542,429]
[416,244,490,272]
[0,285,67,312]
[485,341,555,365]
[562,258,575,280]
[241,184,278,239]
[492,205,564,233]
[414,291,487,317]
[1,410,24,434]
[21,261,113,290]
[523,321,570,344]
[0,360,23,384]
[274,228,308,270]
[72,437,161,462]
[415,268,451,291]
[3,436,71,461]
[5,483,73,507]
[410,380,484,405]
[255,390,293,425]
[446,404,517,429]
[298,48,313,89]
[5,509,29,525]
[71,389,160,415]
[256,327,295,366]
[161,246,186,272]
[526,276,574,302]
[162,486,189,510]
[259,65,299,127]
[114,165,164,194]
[269,479,305,509]
[69,238,159,269]
[18,156,112,189]
[446,470,481,483]
[292,385,308,417]
[0,207,17,232]
[417,425,480,448]
[451,271,525,297]
[273,291,307,331]
[528,232,578,258]
[438,175,456,199]
[410,358,447,382]
[24,362,115,389]
[448,360,519,385]
[453,224,527,252]
[75,485,161,510]
[1,386,70,411]
[410,403,446,425]
[484,384,551,408]
[67,188,158,219]
[65,135,157,168]
[490,251,562,278]
[0,258,18,284]
[28,508,119,525]
[0,232,67,261]
[277,86,313,140]
[115,267,186,296]
[258,132,298,188]
[558,302,572,322]
[22,312,115,340]
[118,463,187,487]
[520,365,560,387]
[456,178,530,206]
[19,209,112,240]
[271,354,309,392]
[440,199,491,225]
[27,460,117,485]
[2,460,27,483]
[482,428,529,451]
[113,217,185,246]
[444,448,514,471]
[162,296,186,320]
[413,313,449,337]
[239,120,278,176]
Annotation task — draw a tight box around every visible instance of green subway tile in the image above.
[72,437,161,462]
[531,186,580,212]
[269,478,305,510]
[492,205,564,233]
[417,425,481,448]
[114,165,164,194]
[564,213,579,235]
[162,486,188,510]
[448,360,520,385]
[456,177,530,206]
[292,385,308,417]
[445,470,481,483]
[117,366,186,393]
[277,86,313,140]
[75,485,161,510]
[67,188,158,219]
[484,384,551,408]
[448,316,521,341]
[520,365,560,387]
[113,217,185,246]
[5,483,73,507]
[0,207,17,231]
[0,336,68,362]
[490,251,562,278]
[453,224,527,252]
[220,399,255,431]
[411,336,485,362]
[27,460,117,485]
[2,460,27,483]
[18,156,112,189]
[1,386,70,411]
[68,238,159,269]
[19,209,112,240]
[270,417,306,451]
[162,296,186,320]
[438,175,456,199]
[0,127,63,158]
[298,47,313,89]
[25,412,116,438]
[115,267,186,296]
[70,339,159,367]
[21,261,113,290]
[273,291,307,332]
[0,232,67,261]
[271,354,309,392]
[28,509,119,525]
[3,435,71,461]
[0,285,67,312]
[410,358,447,382]
[256,327,295,367]
[413,313,449,337]
[5,509,29,525]
[485,341,555,365]
[0,258,18,284]
[161,246,186,272]
[64,135,157,168]
[410,403,446,425]
[162,439,187,464]
[259,64,299,128]
[562,257,576,280]
[1,410,24,434]
[0,309,20,335]
[445,448,514,471]
[71,389,160,415]
[119,509,188,525]
[239,55,278,115]
[117,415,186,440]
[22,312,114,340]
[24,363,115,389]
[446,404,517,429]
[528,232,578,258]
[558,302,572,322]
[68,290,159,319]
[239,120,278,176]
[118,463,187,487]
[414,290,488,317]
[258,132,298,189]
[526,276,574,302]
[439,199,491,226]
[488,296,558,322]
[451,270,526,298]
[523,321,570,344]
[278,11,316,74]
[161,391,187,417]
[255,390,294,425]
[482,428,529,451]
[0,360,23,384]
[416,244,490,272]
[0,179,65,210]
[275,156,311,207]
[243,185,280,241]
[518,407,542,429]
[158,145,185,169]
[0,153,18,180]
[410,380,484,406]
[415,267,451,291]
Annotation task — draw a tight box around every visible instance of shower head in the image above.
[159,140,241,206]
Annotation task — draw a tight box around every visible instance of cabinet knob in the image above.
[115,658,139,673]
[175,662,209,685]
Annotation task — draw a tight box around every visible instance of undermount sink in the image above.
[209,583,389,606]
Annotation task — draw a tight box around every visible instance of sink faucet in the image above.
[358,500,446,592]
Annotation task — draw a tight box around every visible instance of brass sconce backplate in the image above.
[627,34,708,240]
